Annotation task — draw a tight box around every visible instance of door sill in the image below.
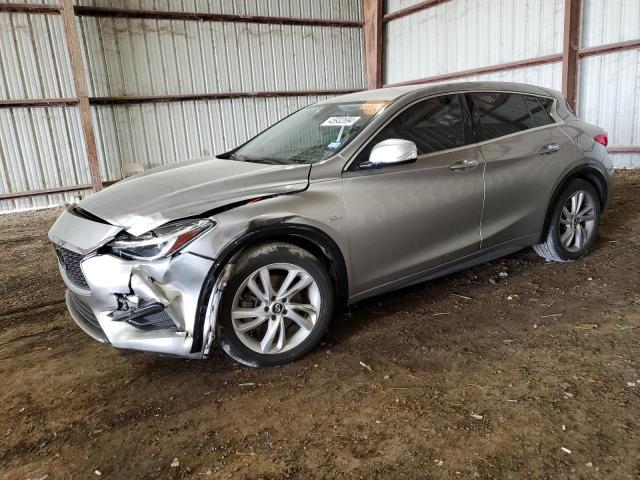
[348,233,539,304]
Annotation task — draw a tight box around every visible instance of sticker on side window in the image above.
[321,116,361,127]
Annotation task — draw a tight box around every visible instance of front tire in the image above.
[533,179,601,262]
[216,242,334,367]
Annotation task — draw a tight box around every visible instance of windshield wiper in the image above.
[288,146,327,164]
[229,153,286,165]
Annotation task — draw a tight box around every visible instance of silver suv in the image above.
[49,82,613,366]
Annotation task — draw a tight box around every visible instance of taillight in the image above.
[594,133,608,147]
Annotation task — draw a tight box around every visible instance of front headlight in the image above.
[107,219,214,261]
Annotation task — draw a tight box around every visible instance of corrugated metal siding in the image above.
[78,18,364,96]
[605,153,640,169]
[384,0,564,85]
[73,0,363,22]
[0,12,75,99]
[579,50,640,168]
[580,0,640,167]
[0,0,58,4]
[91,95,332,181]
[451,62,563,91]
[383,0,639,170]
[0,107,92,212]
[582,0,640,48]
[385,0,423,14]
[0,1,365,212]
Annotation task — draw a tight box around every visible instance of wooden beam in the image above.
[579,39,640,58]
[72,6,363,28]
[89,89,362,106]
[0,184,92,201]
[562,0,581,110]
[363,0,383,89]
[385,53,562,87]
[383,0,453,22]
[0,3,61,14]
[607,147,640,154]
[60,0,102,193]
[0,98,78,108]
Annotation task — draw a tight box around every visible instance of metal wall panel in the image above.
[384,0,564,85]
[73,0,363,21]
[0,12,75,100]
[451,62,563,91]
[78,17,364,96]
[582,0,640,48]
[0,107,92,212]
[0,0,58,4]
[91,95,332,182]
[579,50,640,168]
[0,1,365,212]
[383,0,639,170]
[385,0,424,14]
[581,0,639,168]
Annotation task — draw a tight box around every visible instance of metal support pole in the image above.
[60,0,102,192]
[562,0,581,111]
[363,0,383,89]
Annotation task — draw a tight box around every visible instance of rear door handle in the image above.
[539,143,560,155]
[449,159,479,171]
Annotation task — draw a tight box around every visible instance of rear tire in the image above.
[533,179,601,262]
[216,242,334,367]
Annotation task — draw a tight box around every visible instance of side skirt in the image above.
[348,233,540,304]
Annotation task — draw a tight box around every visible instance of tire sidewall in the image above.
[216,244,334,367]
[550,179,601,261]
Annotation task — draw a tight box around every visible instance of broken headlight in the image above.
[107,219,213,261]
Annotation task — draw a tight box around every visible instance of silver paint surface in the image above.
[79,158,311,236]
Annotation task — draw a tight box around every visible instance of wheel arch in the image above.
[540,164,608,242]
[191,222,349,354]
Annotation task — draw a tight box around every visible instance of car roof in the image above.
[322,81,559,104]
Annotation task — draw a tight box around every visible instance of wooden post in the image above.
[363,0,383,89]
[60,0,102,192]
[562,0,581,111]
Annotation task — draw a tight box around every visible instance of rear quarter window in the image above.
[469,92,532,141]
[525,96,555,127]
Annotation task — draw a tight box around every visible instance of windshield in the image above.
[224,100,389,165]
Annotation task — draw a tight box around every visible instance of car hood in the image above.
[79,157,311,236]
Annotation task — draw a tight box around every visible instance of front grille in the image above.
[142,311,176,329]
[66,291,108,342]
[128,309,177,330]
[54,246,90,290]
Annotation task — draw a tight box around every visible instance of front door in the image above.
[343,94,485,297]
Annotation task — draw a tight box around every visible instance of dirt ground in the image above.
[1,171,639,480]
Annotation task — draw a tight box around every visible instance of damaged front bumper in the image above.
[50,209,215,358]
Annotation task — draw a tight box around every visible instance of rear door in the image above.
[342,94,485,296]
[468,92,575,248]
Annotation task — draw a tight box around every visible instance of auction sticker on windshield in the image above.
[321,116,361,127]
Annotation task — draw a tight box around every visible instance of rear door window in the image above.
[468,92,532,141]
[525,95,555,127]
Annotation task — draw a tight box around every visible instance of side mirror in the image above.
[360,139,418,169]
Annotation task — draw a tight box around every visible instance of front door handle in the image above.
[539,143,560,155]
[449,159,479,171]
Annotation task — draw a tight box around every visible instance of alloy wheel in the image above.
[558,190,596,252]
[231,263,321,354]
